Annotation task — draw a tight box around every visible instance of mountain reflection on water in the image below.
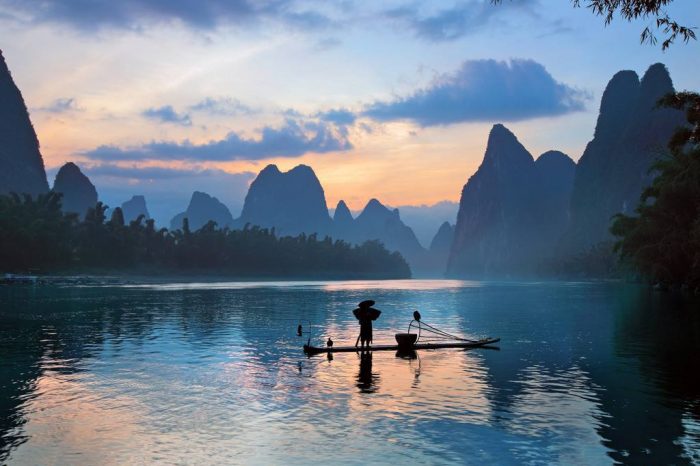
[1,280,699,464]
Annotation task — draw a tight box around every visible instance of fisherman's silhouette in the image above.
[353,300,381,349]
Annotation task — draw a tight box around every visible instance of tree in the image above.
[109,207,125,227]
[493,0,696,49]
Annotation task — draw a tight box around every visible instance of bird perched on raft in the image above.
[327,337,333,348]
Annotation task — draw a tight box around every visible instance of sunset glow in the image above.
[1,1,698,223]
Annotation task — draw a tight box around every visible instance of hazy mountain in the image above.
[429,221,455,256]
[0,50,49,196]
[231,163,448,275]
[236,164,332,236]
[424,221,455,275]
[333,200,354,230]
[121,195,150,223]
[447,124,575,277]
[533,150,577,244]
[329,198,427,272]
[170,191,234,231]
[559,63,685,256]
[52,162,98,219]
[355,199,425,257]
[391,201,459,248]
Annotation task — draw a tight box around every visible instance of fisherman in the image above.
[353,300,381,349]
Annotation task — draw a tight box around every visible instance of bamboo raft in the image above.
[304,337,500,355]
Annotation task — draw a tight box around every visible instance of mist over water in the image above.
[1,280,699,465]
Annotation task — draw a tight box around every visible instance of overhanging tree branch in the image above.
[493,0,696,50]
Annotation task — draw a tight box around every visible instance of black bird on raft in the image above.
[413,310,421,322]
[327,337,333,348]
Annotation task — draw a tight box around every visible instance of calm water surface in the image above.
[1,279,699,465]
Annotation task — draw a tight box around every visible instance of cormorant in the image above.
[413,310,421,322]
[327,337,334,348]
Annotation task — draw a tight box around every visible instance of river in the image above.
[1,279,699,465]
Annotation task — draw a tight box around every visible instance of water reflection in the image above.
[356,352,378,393]
[0,280,698,464]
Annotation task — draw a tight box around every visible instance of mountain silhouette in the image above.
[333,200,354,229]
[52,162,98,219]
[170,191,234,231]
[0,50,48,196]
[559,63,684,256]
[429,221,455,256]
[332,198,427,268]
[392,201,458,248]
[427,221,455,272]
[121,195,150,224]
[354,199,424,256]
[448,124,575,277]
[236,164,332,236]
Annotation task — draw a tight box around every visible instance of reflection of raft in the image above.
[303,337,500,355]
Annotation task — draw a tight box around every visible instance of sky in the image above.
[0,0,698,225]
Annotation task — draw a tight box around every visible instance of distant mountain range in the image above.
[0,52,685,279]
[331,197,427,268]
[448,63,684,278]
[160,164,440,274]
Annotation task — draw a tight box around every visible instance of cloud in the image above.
[363,59,588,126]
[142,105,192,126]
[315,108,356,126]
[280,9,331,30]
[85,164,236,180]
[83,117,352,162]
[385,0,538,42]
[0,0,331,32]
[189,97,256,116]
[38,97,80,113]
[313,37,342,51]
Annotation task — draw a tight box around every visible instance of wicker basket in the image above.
[394,333,418,349]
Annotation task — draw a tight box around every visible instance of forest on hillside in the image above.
[0,193,411,279]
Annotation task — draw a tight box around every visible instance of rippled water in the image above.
[1,279,699,465]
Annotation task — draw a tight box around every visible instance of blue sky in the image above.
[1,0,698,225]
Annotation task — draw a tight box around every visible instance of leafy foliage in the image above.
[0,194,411,279]
[493,0,696,49]
[611,91,700,287]
[577,0,697,49]
[0,192,76,269]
